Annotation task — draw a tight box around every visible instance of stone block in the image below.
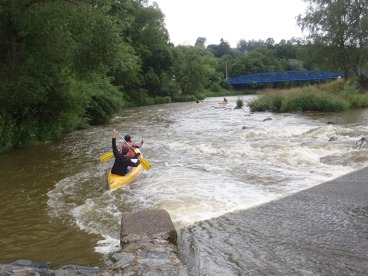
[120,209,177,246]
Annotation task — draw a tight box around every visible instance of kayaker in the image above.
[122,135,144,159]
[112,129,141,176]
[224,97,228,102]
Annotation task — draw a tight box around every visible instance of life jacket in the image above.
[122,143,136,159]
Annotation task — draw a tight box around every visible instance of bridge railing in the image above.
[228,70,344,85]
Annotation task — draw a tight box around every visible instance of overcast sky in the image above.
[149,0,308,47]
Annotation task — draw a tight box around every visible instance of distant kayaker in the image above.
[224,97,228,102]
[112,129,141,176]
[122,135,144,159]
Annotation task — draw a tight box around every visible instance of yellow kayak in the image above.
[107,151,143,190]
[218,101,229,105]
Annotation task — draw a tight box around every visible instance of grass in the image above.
[248,79,368,113]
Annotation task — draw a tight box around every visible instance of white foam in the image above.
[46,96,368,258]
[95,235,120,254]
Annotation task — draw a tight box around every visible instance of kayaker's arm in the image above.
[130,139,144,149]
[112,138,119,157]
[127,157,141,167]
[112,129,119,157]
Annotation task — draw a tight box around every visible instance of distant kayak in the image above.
[218,101,229,105]
[107,150,143,190]
[196,101,205,104]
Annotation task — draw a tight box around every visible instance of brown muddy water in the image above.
[1,96,368,271]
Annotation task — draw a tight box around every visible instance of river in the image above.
[1,95,368,271]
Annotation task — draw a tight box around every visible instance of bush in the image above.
[220,80,232,90]
[286,91,316,112]
[248,79,366,113]
[339,80,368,108]
[153,96,172,104]
[270,95,284,112]
[85,79,125,125]
[210,83,221,92]
[236,98,244,109]
[173,94,197,102]
[0,114,17,153]
[248,94,273,111]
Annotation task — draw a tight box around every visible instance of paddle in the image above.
[100,151,114,162]
[116,131,152,171]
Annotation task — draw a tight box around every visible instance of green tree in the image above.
[207,38,233,58]
[0,0,131,152]
[195,37,207,46]
[273,41,297,60]
[173,45,218,96]
[122,1,174,102]
[229,48,283,77]
[297,0,368,79]
[236,39,268,53]
[265,38,276,50]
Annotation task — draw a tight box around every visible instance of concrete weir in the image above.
[109,209,188,275]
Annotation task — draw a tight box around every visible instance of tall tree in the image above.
[195,37,207,46]
[0,0,131,152]
[173,45,218,95]
[122,1,174,101]
[236,39,268,53]
[297,0,368,79]
[228,48,283,77]
[207,38,233,58]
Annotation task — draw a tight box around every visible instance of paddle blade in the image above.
[140,158,152,171]
[100,152,114,162]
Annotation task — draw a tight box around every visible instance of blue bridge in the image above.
[227,70,344,85]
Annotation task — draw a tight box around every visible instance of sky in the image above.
[148,0,308,47]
